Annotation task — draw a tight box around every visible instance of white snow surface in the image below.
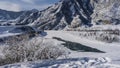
[1,57,120,68]
[0,30,120,68]
[45,31,120,64]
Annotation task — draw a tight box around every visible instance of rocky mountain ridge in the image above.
[0,0,120,30]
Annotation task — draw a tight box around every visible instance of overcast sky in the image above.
[0,0,59,12]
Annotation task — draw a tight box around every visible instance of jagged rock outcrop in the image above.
[91,0,120,25]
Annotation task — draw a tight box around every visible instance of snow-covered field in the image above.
[45,31,120,64]
[0,29,120,68]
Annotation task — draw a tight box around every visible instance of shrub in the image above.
[95,34,120,43]
[0,35,67,66]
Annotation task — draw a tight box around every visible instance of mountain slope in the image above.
[0,9,24,22]
[3,0,120,30]
[14,0,96,30]
[91,0,120,25]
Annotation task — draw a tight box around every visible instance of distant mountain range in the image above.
[0,9,23,22]
[0,0,120,30]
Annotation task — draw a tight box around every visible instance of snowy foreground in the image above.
[0,30,120,68]
[1,57,119,68]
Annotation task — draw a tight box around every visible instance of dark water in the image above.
[53,37,105,53]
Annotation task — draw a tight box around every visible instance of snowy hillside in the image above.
[92,0,120,25]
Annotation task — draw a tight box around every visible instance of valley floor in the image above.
[45,31,120,64]
[1,30,120,68]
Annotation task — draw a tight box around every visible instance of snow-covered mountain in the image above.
[0,9,24,22]
[1,0,120,30]
[14,0,95,30]
[0,9,39,26]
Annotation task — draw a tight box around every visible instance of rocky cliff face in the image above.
[1,0,120,30]
[91,0,120,25]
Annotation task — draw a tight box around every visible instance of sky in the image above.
[0,0,59,12]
